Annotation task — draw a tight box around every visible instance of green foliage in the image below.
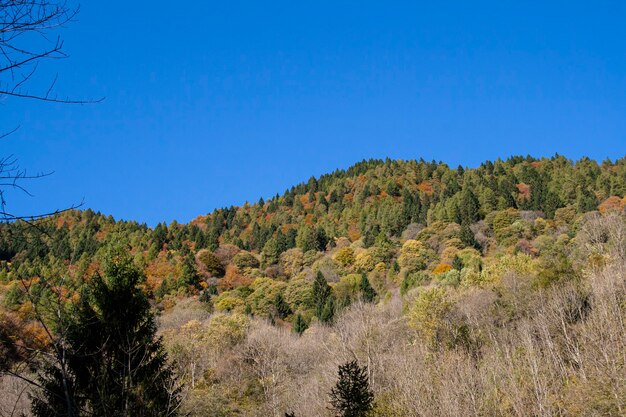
[197,250,225,277]
[232,251,260,269]
[400,271,428,295]
[329,360,374,417]
[360,273,376,303]
[179,246,201,289]
[293,313,308,335]
[320,294,336,324]
[3,283,24,310]
[452,255,463,271]
[274,292,292,319]
[312,271,332,318]
[31,249,179,416]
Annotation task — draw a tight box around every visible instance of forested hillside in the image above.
[1,155,625,416]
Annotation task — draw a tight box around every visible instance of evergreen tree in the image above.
[32,249,179,416]
[312,271,332,318]
[274,292,292,319]
[460,222,479,249]
[179,246,200,289]
[359,274,376,303]
[452,255,463,271]
[543,191,561,219]
[460,187,480,224]
[320,295,335,324]
[329,360,374,417]
[576,186,597,213]
[293,313,308,335]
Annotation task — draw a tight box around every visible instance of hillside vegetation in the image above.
[1,155,625,416]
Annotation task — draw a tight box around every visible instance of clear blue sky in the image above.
[3,1,626,226]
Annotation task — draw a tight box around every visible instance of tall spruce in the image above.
[31,248,180,416]
[329,360,374,417]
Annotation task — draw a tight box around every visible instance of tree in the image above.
[293,313,308,335]
[452,255,463,271]
[179,245,200,289]
[274,292,292,319]
[312,271,332,318]
[460,222,478,249]
[197,249,225,277]
[1,0,100,222]
[460,187,480,224]
[31,249,180,416]
[359,274,376,303]
[320,295,335,324]
[329,360,374,417]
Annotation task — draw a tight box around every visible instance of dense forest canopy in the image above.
[0,154,625,416]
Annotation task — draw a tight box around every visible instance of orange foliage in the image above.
[598,196,625,213]
[432,263,453,275]
[517,183,531,200]
[145,252,178,292]
[217,265,253,291]
[280,224,297,233]
[0,311,49,363]
[417,181,433,195]
[348,222,361,242]
[531,161,542,169]
[189,214,208,228]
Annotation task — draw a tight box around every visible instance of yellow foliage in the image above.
[333,247,355,267]
[214,292,245,313]
[481,253,535,283]
[407,287,451,347]
[354,251,375,272]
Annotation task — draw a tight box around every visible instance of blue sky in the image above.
[2,1,626,225]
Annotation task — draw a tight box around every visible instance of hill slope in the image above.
[1,155,625,415]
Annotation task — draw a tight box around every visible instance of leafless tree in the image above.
[1,1,100,222]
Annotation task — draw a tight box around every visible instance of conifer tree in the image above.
[274,292,292,319]
[320,296,336,324]
[313,271,332,318]
[452,255,463,271]
[359,274,376,303]
[179,245,200,289]
[460,222,479,249]
[293,313,308,335]
[31,248,180,416]
[329,360,374,417]
[460,187,480,224]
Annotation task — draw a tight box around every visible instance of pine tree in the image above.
[31,249,180,416]
[359,274,376,303]
[329,360,374,417]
